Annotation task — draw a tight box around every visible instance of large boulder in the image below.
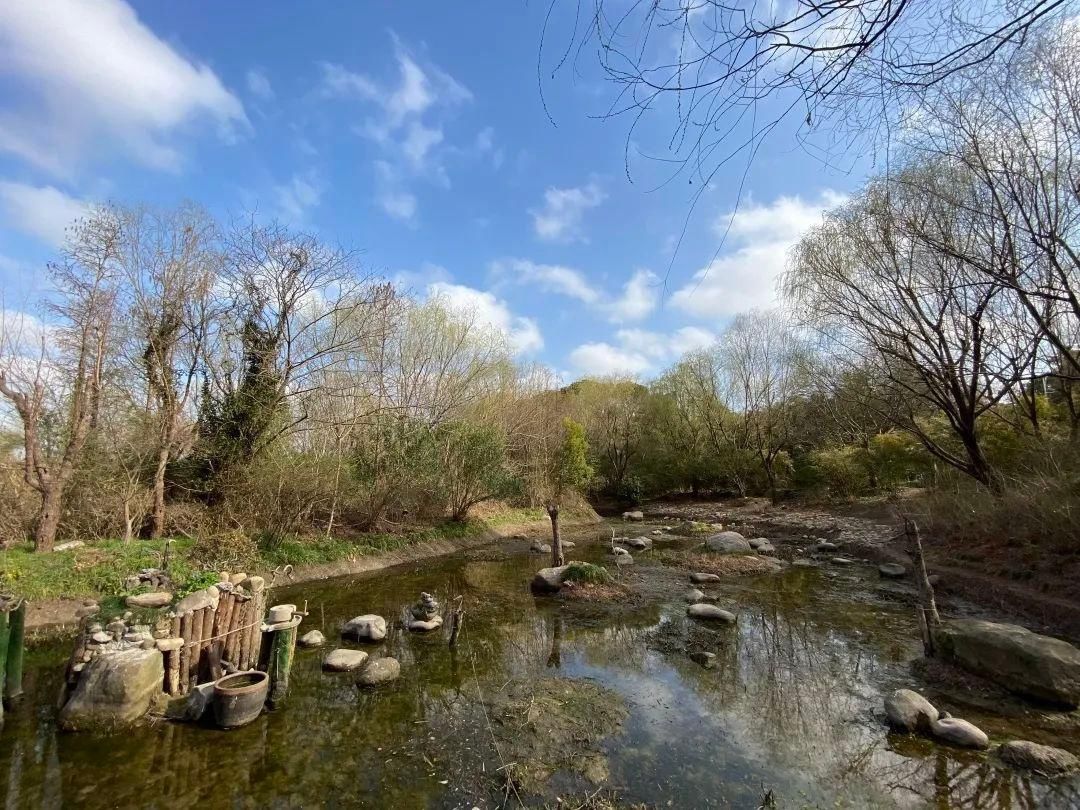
[933,619,1080,707]
[529,541,552,554]
[690,572,721,584]
[625,536,652,550]
[884,689,939,732]
[341,614,387,642]
[878,563,907,579]
[705,531,751,554]
[125,592,173,609]
[997,740,1079,776]
[687,604,737,623]
[929,713,989,750]
[622,511,644,521]
[59,649,164,730]
[531,565,571,594]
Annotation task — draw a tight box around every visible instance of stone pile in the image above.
[408,592,443,632]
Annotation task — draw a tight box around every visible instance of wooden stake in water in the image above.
[267,618,299,707]
[4,598,26,702]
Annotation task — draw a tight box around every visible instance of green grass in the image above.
[0,503,588,602]
[562,562,614,585]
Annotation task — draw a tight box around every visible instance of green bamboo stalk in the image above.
[267,622,298,707]
[0,608,9,722]
[4,599,25,702]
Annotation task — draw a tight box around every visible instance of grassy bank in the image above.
[0,505,562,603]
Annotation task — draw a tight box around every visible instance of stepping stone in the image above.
[341,614,387,642]
[879,563,907,579]
[687,604,736,623]
[357,657,401,686]
[684,588,705,603]
[298,630,326,648]
[323,649,369,672]
[690,572,721,583]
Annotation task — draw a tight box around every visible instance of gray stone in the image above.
[58,649,164,730]
[755,541,776,554]
[341,614,387,642]
[930,713,989,749]
[174,588,214,614]
[561,540,576,549]
[181,681,215,722]
[530,541,552,554]
[687,604,737,623]
[91,631,112,644]
[705,531,751,554]
[125,592,173,609]
[792,559,815,568]
[409,617,443,632]
[831,557,854,566]
[610,546,630,556]
[933,619,1080,707]
[323,649,369,671]
[615,553,634,566]
[884,689,939,732]
[622,510,644,521]
[625,536,652,550]
[298,630,326,648]
[684,588,705,603]
[357,657,401,686]
[531,565,571,593]
[53,540,85,552]
[155,637,183,652]
[998,740,1079,775]
[816,541,839,552]
[878,563,907,579]
[747,537,767,549]
[690,572,721,584]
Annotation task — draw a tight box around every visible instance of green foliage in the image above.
[188,529,259,571]
[175,570,223,598]
[555,418,593,498]
[563,562,613,585]
[813,446,871,497]
[435,421,521,519]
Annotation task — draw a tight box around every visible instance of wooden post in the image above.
[214,589,234,670]
[0,608,8,723]
[5,598,26,703]
[225,593,246,665]
[244,577,265,670]
[189,607,205,686]
[178,612,192,694]
[266,618,299,707]
[905,518,941,655]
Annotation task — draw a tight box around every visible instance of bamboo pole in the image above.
[267,618,299,706]
[237,600,253,671]
[0,608,8,724]
[5,599,26,702]
[905,518,941,656]
[214,590,234,667]
[178,612,192,694]
[244,577,266,669]
[189,607,205,686]
[225,593,245,664]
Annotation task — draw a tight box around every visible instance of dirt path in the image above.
[25,514,599,634]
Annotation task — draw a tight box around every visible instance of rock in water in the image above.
[878,563,907,579]
[929,713,989,749]
[341,614,387,642]
[298,630,326,648]
[705,531,751,554]
[625,536,652,550]
[684,588,705,603]
[830,557,854,566]
[125,592,173,609]
[410,592,441,621]
[687,604,737,623]
[409,617,443,632]
[998,740,1080,775]
[816,541,839,552]
[323,649,369,671]
[755,541,776,554]
[933,618,1080,707]
[357,657,401,686]
[562,540,576,549]
[622,510,644,521]
[792,559,815,568]
[747,537,767,549]
[689,651,717,668]
[530,541,552,554]
[531,565,571,594]
[58,649,164,730]
[884,689,939,732]
[690,572,721,584]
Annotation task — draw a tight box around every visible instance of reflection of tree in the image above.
[547,614,562,669]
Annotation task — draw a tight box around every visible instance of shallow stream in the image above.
[2,519,1078,808]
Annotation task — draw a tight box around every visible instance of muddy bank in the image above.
[24,512,601,633]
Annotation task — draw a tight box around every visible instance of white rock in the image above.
[687,604,736,623]
[323,649,369,671]
[357,657,401,686]
[884,689,939,732]
[684,588,705,603]
[298,630,326,648]
[690,572,721,583]
[341,614,387,642]
[409,617,443,632]
[930,713,989,749]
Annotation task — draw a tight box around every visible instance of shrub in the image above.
[187,529,258,571]
[563,562,613,585]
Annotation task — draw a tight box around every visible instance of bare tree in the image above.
[116,203,220,538]
[0,210,121,550]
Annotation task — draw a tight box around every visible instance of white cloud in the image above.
[428,282,542,354]
[671,190,845,318]
[530,182,606,242]
[246,69,274,101]
[490,258,600,304]
[374,161,418,223]
[568,342,653,377]
[319,35,471,219]
[0,0,246,174]
[605,269,659,322]
[568,325,716,379]
[273,171,322,222]
[0,182,90,247]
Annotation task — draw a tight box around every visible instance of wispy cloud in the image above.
[492,259,657,323]
[273,170,322,222]
[246,69,274,101]
[428,281,542,354]
[0,0,246,175]
[0,182,90,247]
[568,326,716,378]
[530,181,605,242]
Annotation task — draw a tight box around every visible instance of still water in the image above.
[2,521,1078,808]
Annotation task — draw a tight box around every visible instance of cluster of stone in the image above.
[71,610,176,678]
[408,592,442,632]
[123,567,172,592]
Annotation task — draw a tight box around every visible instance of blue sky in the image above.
[0,1,868,379]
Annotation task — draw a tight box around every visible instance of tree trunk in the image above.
[34,486,64,552]
[548,505,564,567]
[150,446,169,539]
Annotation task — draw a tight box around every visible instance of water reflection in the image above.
[1,527,1077,808]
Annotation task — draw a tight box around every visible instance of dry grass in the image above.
[660,550,782,577]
